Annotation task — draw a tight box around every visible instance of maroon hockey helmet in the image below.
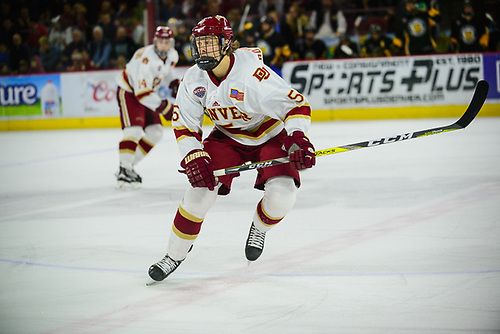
[191,15,234,71]
[155,26,174,40]
[154,26,174,59]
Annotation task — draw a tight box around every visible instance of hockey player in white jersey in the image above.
[115,26,180,188]
[148,16,316,282]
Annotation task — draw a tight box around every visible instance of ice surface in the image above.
[1,117,499,333]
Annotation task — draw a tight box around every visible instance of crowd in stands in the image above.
[0,0,498,76]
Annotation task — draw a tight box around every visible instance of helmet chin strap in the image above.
[195,53,225,71]
[194,38,231,71]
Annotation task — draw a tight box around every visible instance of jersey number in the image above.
[287,90,305,103]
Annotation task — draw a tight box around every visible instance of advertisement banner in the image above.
[59,67,188,118]
[0,74,62,118]
[60,70,120,117]
[281,53,491,110]
[482,53,500,100]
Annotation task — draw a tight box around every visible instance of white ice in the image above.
[1,117,499,334]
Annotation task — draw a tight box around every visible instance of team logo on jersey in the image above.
[460,25,476,45]
[229,88,244,101]
[193,86,206,98]
[408,17,427,37]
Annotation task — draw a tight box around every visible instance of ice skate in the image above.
[116,166,142,189]
[147,255,183,285]
[245,222,266,262]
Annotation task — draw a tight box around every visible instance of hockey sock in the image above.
[253,176,297,232]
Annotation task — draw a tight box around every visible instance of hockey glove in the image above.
[180,149,217,191]
[169,79,180,98]
[283,131,316,170]
[156,99,173,121]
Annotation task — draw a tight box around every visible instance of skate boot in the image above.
[116,166,142,189]
[245,222,266,261]
[148,255,183,282]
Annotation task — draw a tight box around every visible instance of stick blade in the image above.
[455,80,489,129]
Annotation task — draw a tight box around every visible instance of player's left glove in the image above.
[156,99,173,121]
[283,131,316,170]
[169,79,180,98]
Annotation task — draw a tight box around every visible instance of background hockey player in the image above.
[148,15,316,283]
[115,26,180,188]
[449,0,490,53]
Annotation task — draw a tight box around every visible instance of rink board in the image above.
[1,53,499,130]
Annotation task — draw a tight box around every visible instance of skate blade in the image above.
[116,181,141,189]
[146,278,159,286]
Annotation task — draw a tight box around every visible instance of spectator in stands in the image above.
[360,23,393,57]
[98,13,117,42]
[180,0,204,23]
[280,4,309,53]
[114,54,128,69]
[227,8,243,37]
[8,33,30,74]
[1,18,16,50]
[295,24,328,60]
[64,29,86,67]
[0,43,8,72]
[1,2,13,22]
[25,19,49,54]
[67,50,93,71]
[16,7,31,43]
[39,36,61,72]
[160,0,181,22]
[171,19,194,66]
[115,2,133,26]
[393,0,437,55]
[257,15,292,70]
[17,59,29,74]
[308,0,347,40]
[59,2,75,30]
[73,3,89,37]
[258,0,284,18]
[48,17,68,52]
[332,33,360,58]
[130,20,144,47]
[449,0,489,53]
[99,1,115,17]
[88,25,112,69]
[28,55,45,74]
[112,26,137,63]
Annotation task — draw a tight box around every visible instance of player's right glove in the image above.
[283,131,316,170]
[155,99,173,120]
[180,149,217,191]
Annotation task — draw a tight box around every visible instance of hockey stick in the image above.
[213,80,489,177]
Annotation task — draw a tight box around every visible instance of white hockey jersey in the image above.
[116,45,179,111]
[173,47,311,158]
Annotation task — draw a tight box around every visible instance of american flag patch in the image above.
[229,88,244,101]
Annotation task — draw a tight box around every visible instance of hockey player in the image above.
[115,26,180,188]
[148,15,316,282]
